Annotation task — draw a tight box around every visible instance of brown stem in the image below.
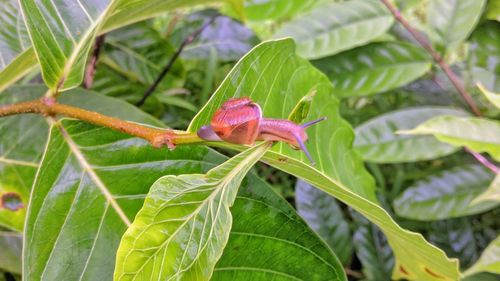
[380,0,482,117]
[136,15,217,107]
[344,268,364,279]
[0,98,203,148]
[84,35,106,89]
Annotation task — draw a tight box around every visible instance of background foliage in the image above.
[0,0,499,280]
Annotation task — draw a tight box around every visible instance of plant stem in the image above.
[84,35,106,89]
[465,148,500,174]
[0,98,203,148]
[136,15,217,107]
[380,0,482,117]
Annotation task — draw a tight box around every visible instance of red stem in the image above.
[380,0,482,117]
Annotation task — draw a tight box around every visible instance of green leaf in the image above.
[0,231,22,274]
[468,22,500,92]
[295,180,353,265]
[427,0,486,51]
[313,42,431,98]
[272,0,394,59]
[0,1,38,92]
[24,120,345,279]
[486,0,500,22]
[181,14,258,62]
[352,215,394,281]
[354,107,469,163]
[20,0,219,91]
[189,39,460,280]
[287,90,315,124]
[114,143,270,280]
[471,174,500,205]
[463,235,500,277]
[214,178,346,280]
[189,39,376,201]
[0,86,47,231]
[477,83,500,109]
[428,219,478,268]
[243,0,316,21]
[402,115,500,161]
[393,165,498,220]
[24,120,215,280]
[100,0,223,33]
[101,22,185,91]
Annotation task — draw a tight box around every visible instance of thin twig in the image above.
[466,148,500,174]
[380,0,482,117]
[136,15,217,107]
[0,98,202,148]
[344,268,364,279]
[84,35,106,89]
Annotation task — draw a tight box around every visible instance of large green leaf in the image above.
[102,23,185,89]
[0,231,22,274]
[427,0,486,51]
[428,219,478,268]
[189,39,460,280]
[214,178,346,280]
[181,14,258,62]
[354,107,468,163]
[92,22,185,103]
[462,235,500,277]
[295,180,352,265]
[468,22,500,92]
[100,0,222,33]
[394,165,498,220]
[0,0,38,92]
[313,42,431,98]
[0,85,161,231]
[19,0,223,92]
[114,143,271,280]
[477,83,500,109]
[486,0,500,22]
[243,0,316,21]
[352,214,394,281]
[24,119,345,280]
[471,174,500,205]
[272,0,394,59]
[403,115,500,161]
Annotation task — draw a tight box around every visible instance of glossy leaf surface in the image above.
[19,0,221,91]
[403,115,500,161]
[463,235,500,276]
[114,143,270,280]
[0,231,22,274]
[182,15,258,62]
[313,42,431,98]
[354,107,469,163]
[272,0,393,59]
[471,174,500,205]
[428,0,486,50]
[100,0,222,33]
[428,219,478,268]
[468,22,500,92]
[0,85,161,231]
[24,119,345,280]
[295,180,353,265]
[243,0,316,21]
[352,215,394,281]
[190,39,460,280]
[0,0,37,92]
[394,165,498,220]
[477,84,500,109]
[213,178,346,280]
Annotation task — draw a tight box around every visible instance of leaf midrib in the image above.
[121,145,268,280]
